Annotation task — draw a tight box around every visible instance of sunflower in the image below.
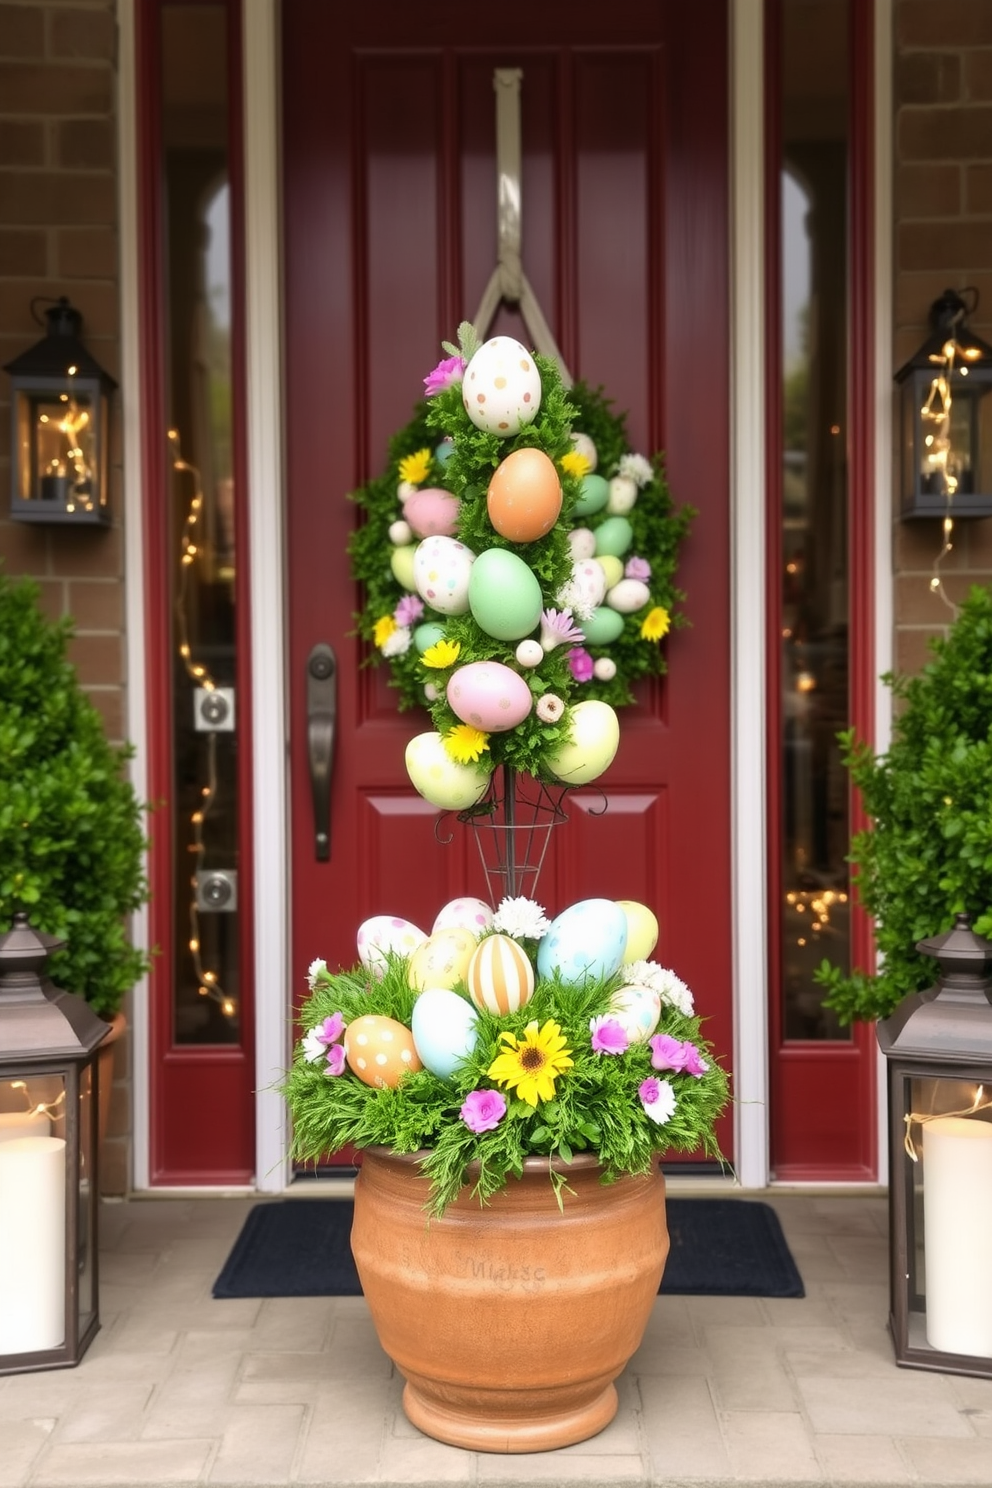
[487,1019,573,1107]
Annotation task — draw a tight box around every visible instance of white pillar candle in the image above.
[923,1115,992,1357]
[0,1110,51,1143]
[0,1136,66,1354]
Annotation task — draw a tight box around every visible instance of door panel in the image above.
[282,1,732,1164]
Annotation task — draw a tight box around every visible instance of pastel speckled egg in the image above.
[560,558,607,613]
[413,622,446,653]
[408,927,478,991]
[411,988,479,1081]
[606,577,651,614]
[545,700,620,785]
[593,515,634,558]
[606,475,638,515]
[447,661,533,733]
[537,898,628,988]
[413,534,475,615]
[466,934,535,1015]
[432,897,494,936]
[344,1015,422,1089]
[573,473,610,517]
[487,447,562,543]
[403,486,460,539]
[462,337,542,437]
[357,915,428,977]
[468,549,544,641]
[617,900,660,963]
[405,731,491,811]
[568,528,597,560]
[579,606,625,647]
[608,983,662,1043]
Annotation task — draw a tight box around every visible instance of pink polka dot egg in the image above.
[356,915,428,978]
[432,897,494,936]
[344,1015,422,1089]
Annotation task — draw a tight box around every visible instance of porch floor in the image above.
[1,1185,991,1488]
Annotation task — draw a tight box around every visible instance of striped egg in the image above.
[466,934,535,1016]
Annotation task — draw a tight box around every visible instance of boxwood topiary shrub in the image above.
[0,570,150,1017]
[815,584,992,1024]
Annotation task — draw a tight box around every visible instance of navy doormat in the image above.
[212,1196,804,1300]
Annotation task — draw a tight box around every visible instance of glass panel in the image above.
[77,1062,95,1330]
[778,0,851,1040]
[0,1074,68,1353]
[161,4,241,1043]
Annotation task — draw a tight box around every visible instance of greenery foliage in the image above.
[284,957,728,1216]
[0,571,150,1015]
[815,585,992,1023]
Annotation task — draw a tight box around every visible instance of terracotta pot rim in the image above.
[363,1145,611,1178]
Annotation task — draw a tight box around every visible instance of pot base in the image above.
[402,1377,618,1454]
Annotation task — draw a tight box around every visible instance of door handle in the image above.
[306,643,337,861]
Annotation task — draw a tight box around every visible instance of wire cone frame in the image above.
[457,766,568,902]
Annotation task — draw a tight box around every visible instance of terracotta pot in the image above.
[350,1146,669,1453]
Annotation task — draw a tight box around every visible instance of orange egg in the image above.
[487,448,562,543]
[344,1015,422,1089]
[466,934,535,1015]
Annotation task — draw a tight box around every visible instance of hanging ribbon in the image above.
[472,69,573,388]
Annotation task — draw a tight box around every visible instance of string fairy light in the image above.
[37,367,97,515]
[169,429,237,1022]
[785,889,848,949]
[903,1084,992,1162]
[922,335,961,617]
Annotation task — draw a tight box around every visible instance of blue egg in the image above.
[411,987,480,1081]
[435,441,455,466]
[537,899,629,987]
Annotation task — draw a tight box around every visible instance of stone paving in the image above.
[0,1186,991,1487]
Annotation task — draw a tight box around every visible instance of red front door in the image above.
[281,1,733,1164]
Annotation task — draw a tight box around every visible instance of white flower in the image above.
[492,896,551,941]
[625,960,695,1016]
[382,626,412,658]
[618,452,653,488]
[640,1077,677,1124]
[307,958,327,990]
[302,1024,328,1063]
[555,577,596,621]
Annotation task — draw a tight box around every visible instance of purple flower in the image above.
[681,1041,710,1077]
[569,648,595,682]
[459,1089,507,1133]
[639,1077,676,1125]
[324,1044,347,1077]
[321,1012,345,1046]
[424,356,466,396]
[649,1033,692,1072]
[394,594,424,627]
[540,607,584,651]
[589,1016,629,1055]
[625,555,652,582]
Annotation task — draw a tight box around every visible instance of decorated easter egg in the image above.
[580,606,625,646]
[413,621,446,653]
[344,1015,422,1088]
[596,554,624,591]
[607,474,638,514]
[434,439,455,465]
[538,898,628,987]
[462,336,542,436]
[411,988,480,1080]
[413,535,475,615]
[594,516,634,558]
[469,549,544,640]
[545,700,620,785]
[515,638,544,668]
[608,983,662,1043]
[405,731,491,810]
[403,486,460,539]
[447,661,533,732]
[408,927,478,991]
[567,527,597,560]
[570,431,598,470]
[390,544,418,591]
[617,900,660,962]
[466,934,536,1015]
[357,915,428,976]
[606,578,651,614]
[487,448,562,543]
[432,897,494,936]
[572,473,610,517]
[560,558,607,612]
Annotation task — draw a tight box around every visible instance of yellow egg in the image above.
[617,901,660,963]
[596,554,624,590]
[390,544,419,591]
[466,934,535,1015]
[408,927,478,991]
[405,731,492,811]
[344,1015,422,1089]
[545,700,620,785]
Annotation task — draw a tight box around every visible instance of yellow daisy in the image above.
[421,639,461,669]
[640,606,671,642]
[443,724,490,764]
[398,448,432,486]
[560,449,591,479]
[487,1019,573,1107]
[373,614,397,648]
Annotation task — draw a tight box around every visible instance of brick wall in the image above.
[0,0,130,1195]
[894,0,992,674]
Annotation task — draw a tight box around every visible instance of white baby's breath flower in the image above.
[381,626,412,658]
[302,1025,328,1063]
[626,960,695,1016]
[492,896,551,941]
[618,452,653,488]
[307,958,327,989]
[555,577,596,621]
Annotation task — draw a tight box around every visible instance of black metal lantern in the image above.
[876,915,992,1378]
[3,297,116,525]
[895,288,992,519]
[0,915,107,1374]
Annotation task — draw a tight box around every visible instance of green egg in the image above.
[581,606,625,646]
[572,473,610,517]
[390,544,419,590]
[594,516,634,558]
[468,549,544,641]
[413,622,446,653]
